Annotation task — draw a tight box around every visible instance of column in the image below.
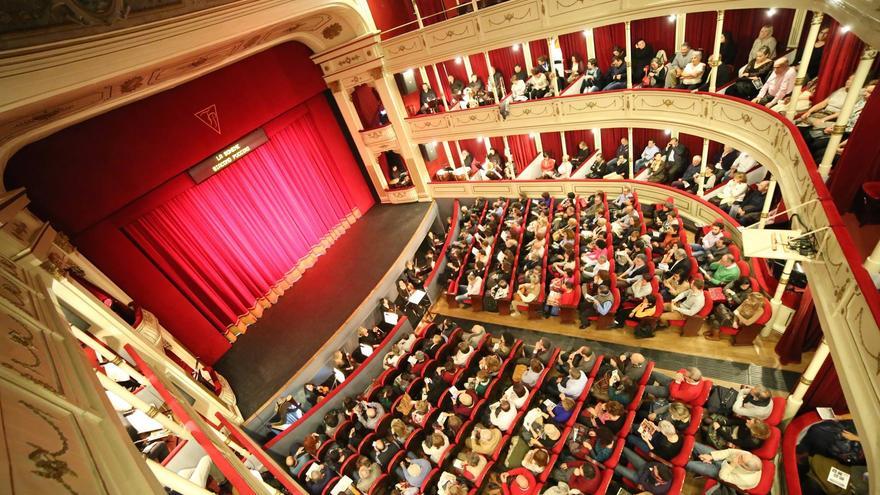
[547,37,560,95]
[674,14,686,49]
[329,83,390,202]
[533,133,544,154]
[624,21,633,88]
[462,56,474,79]
[708,11,725,92]
[863,239,880,289]
[766,258,796,335]
[783,340,830,419]
[560,132,568,158]
[592,129,602,155]
[411,0,425,28]
[818,46,878,179]
[788,9,808,50]
[484,52,501,101]
[371,72,433,200]
[442,141,456,167]
[627,128,634,178]
[522,42,534,72]
[785,12,824,119]
[431,64,450,111]
[758,180,778,228]
[585,30,596,61]
[697,138,709,195]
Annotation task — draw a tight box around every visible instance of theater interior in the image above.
[2,0,880,494]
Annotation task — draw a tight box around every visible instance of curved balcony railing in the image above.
[404,88,880,466]
[378,0,877,73]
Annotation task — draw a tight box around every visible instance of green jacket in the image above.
[709,262,740,285]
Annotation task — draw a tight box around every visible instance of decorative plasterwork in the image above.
[359,124,399,153]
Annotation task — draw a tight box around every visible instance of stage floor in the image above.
[215,202,432,418]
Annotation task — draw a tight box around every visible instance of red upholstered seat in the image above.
[685,406,704,436]
[763,396,787,427]
[863,181,880,199]
[702,460,775,495]
[736,260,751,277]
[604,439,625,468]
[751,426,781,460]
[782,412,822,495]
[668,434,695,467]
[719,299,772,346]
[617,411,636,439]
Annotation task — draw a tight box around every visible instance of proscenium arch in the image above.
[0,0,375,190]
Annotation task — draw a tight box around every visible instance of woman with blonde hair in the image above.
[423,431,450,464]
[705,292,766,340]
[390,418,412,443]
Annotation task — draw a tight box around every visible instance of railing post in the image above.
[431,64,451,111]
[767,258,796,335]
[627,127,634,178]
[758,180,777,228]
[818,45,877,179]
[697,138,709,195]
[411,0,425,28]
[786,12,824,119]
[708,10,724,92]
[625,21,633,89]
[783,340,830,420]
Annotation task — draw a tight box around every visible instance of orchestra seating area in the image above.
[277,322,788,495]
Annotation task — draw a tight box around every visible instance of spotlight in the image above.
[404,68,414,76]
[529,132,537,139]
[668,14,676,22]
[767,8,777,16]
[455,57,463,64]
[841,25,851,33]
[664,129,671,135]
[478,136,485,142]
[430,141,438,146]
[582,30,590,37]
[512,44,520,51]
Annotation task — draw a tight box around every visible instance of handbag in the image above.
[706,386,738,415]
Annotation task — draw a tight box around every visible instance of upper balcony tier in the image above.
[376,0,880,73]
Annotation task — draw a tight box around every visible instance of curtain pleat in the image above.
[125,113,360,339]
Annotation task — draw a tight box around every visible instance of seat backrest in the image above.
[748,461,776,495]
[736,260,751,277]
[698,290,714,317]
[755,299,773,325]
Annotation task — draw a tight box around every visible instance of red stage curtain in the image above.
[631,17,676,56]
[802,360,848,412]
[593,23,626,70]
[722,8,796,68]
[351,85,383,129]
[685,11,717,54]
[559,32,588,66]
[600,128,628,158]
[469,53,490,82]
[508,134,538,173]
[489,45,526,88]
[124,112,362,336]
[829,88,880,210]
[564,130,595,155]
[813,21,865,102]
[775,288,823,364]
[540,132,563,161]
[529,40,550,67]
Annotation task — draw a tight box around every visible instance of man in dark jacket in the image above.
[663,138,688,181]
[730,180,771,225]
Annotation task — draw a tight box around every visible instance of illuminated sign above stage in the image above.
[188,129,268,183]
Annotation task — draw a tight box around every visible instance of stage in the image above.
[215,202,432,418]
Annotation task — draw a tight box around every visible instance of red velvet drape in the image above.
[631,129,665,154]
[458,138,487,163]
[678,133,703,157]
[124,112,361,335]
[351,85,383,129]
[564,130,595,155]
[593,23,626,70]
[813,21,865,102]
[802,360,848,412]
[559,32,588,65]
[540,132,563,160]
[508,134,538,173]
[416,0,448,26]
[829,88,880,210]
[489,46,526,88]
[469,53,490,82]
[367,0,417,38]
[631,16,676,56]
[489,136,505,155]
[775,288,823,364]
[685,11,717,54]
[529,40,550,67]
[722,8,796,67]
[601,128,628,157]
[439,59,469,99]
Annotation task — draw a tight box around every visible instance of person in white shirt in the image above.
[452,341,475,367]
[557,368,588,398]
[556,155,573,178]
[687,446,763,490]
[660,278,706,323]
[753,58,796,108]
[511,76,528,102]
[455,271,483,304]
[677,52,706,89]
[723,152,757,180]
[489,399,518,432]
[503,383,530,410]
[520,359,544,387]
[422,432,450,464]
[627,273,653,300]
[634,140,660,173]
[731,385,774,420]
[714,172,749,207]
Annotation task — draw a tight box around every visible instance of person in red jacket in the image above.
[500,467,538,495]
[644,367,707,406]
